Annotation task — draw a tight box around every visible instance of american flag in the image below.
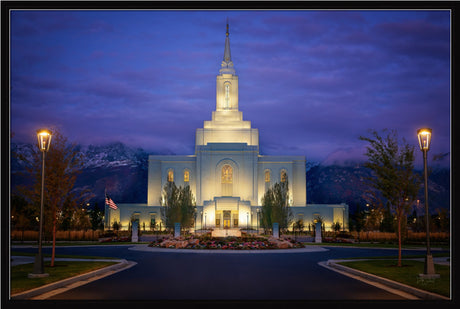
[105,194,118,210]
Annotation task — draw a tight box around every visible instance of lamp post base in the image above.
[28,254,49,279]
[28,273,49,278]
[419,254,440,279]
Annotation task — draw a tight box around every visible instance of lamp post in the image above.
[204,212,207,230]
[247,212,249,231]
[257,208,260,235]
[29,129,52,278]
[417,128,439,279]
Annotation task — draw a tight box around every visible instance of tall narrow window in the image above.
[265,170,270,183]
[264,170,271,191]
[281,170,287,182]
[221,164,233,196]
[167,170,174,182]
[184,170,189,183]
[224,83,230,109]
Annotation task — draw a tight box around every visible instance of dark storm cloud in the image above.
[10,10,451,167]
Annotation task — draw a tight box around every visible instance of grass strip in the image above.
[310,242,450,250]
[339,252,450,260]
[10,261,117,295]
[11,251,119,260]
[338,259,450,297]
[12,241,149,246]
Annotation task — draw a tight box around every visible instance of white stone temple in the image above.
[105,23,348,233]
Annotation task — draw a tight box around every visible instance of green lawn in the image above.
[10,261,117,295]
[338,259,450,298]
[12,241,149,246]
[11,251,119,260]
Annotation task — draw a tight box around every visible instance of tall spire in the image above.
[220,18,235,74]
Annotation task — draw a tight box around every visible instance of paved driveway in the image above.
[11,244,440,300]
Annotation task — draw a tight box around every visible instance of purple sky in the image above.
[10,9,451,167]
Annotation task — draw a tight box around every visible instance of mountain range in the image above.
[10,142,450,215]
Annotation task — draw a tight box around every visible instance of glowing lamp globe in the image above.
[37,129,52,152]
[417,128,432,151]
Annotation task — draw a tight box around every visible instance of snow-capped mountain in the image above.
[10,141,450,214]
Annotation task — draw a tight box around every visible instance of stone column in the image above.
[315,222,322,243]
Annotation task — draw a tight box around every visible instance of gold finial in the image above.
[226,18,229,36]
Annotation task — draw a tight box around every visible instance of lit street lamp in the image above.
[29,129,52,278]
[257,208,260,235]
[247,212,249,231]
[417,128,439,279]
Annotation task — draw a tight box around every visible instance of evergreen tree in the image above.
[160,182,196,232]
[11,194,35,241]
[261,180,292,234]
[89,202,105,230]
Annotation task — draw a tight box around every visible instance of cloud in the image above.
[9,10,450,167]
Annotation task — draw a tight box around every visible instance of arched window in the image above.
[184,170,189,183]
[280,170,287,182]
[222,165,233,183]
[167,170,174,182]
[264,170,270,183]
[221,165,233,196]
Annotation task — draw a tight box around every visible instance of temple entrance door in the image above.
[223,210,231,229]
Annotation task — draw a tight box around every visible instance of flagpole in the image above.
[105,188,110,231]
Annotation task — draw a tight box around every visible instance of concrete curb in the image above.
[323,259,450,300]
[11,259,137,300]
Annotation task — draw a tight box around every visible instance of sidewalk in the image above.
[321,257,450,300]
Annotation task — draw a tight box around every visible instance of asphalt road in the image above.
[11,244,439,301]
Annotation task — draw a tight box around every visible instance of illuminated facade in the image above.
[106,24,348,233]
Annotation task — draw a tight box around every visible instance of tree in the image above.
[17,130,85,266]
[293,219,304,233]
[160,182,196,233]
[11,193,36,242]
[360,129,421,266]
[58,196,74,231]
[89,202,105,231]
[311,215,324,237]
[350,203,366,240]
[72,206,91,231]
[332,222,341,234]
[260,180,292,235]
[380,204,395,233]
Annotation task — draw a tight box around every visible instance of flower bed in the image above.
[148,235,305,250]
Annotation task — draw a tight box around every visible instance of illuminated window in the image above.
[233,214,239,227]
[221,165,233,183]
[221,165,233,196]
[167,170,174,182]
[265,170,270,183]
[184,170,189,182]
[150,213,156,231]
[224,83,230,109]
[280,170,287,182]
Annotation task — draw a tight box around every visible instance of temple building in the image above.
[105,23,349,233]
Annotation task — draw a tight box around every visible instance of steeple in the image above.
[195,20,259,149]
[220,19,235,75]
